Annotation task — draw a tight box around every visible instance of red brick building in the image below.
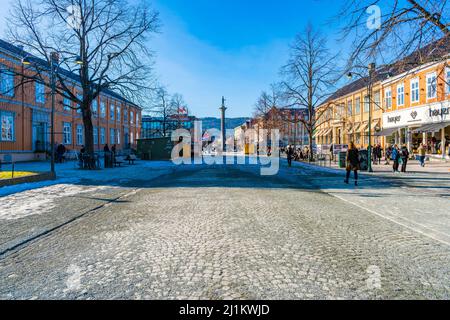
[0,39,141,162]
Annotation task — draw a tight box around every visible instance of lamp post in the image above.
[347,63,377,173]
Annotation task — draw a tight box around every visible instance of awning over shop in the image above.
[322,128,333,136]
[363,120,381,132]
[413,122,450,133]
[351,123,361,134]
[313,129,324,138]
[374,127,400,137]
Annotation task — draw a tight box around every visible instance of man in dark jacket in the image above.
[345,142,360,186]
[400,145,410,173]
[287,145,294,167]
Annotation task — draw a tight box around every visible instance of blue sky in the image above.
[0,0,344,117]
[150,0,344,117]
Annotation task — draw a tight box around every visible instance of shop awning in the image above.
[359,122,369,132]
[374,127,400,137]
[413,122,450,133]
[322,128,333,136]
[351,123,361,134]
[313,129,324,138]
[363,120,381,132]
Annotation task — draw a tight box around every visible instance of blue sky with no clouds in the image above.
[0,0,345,117]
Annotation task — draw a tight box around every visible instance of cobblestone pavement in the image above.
[0,163,449,300]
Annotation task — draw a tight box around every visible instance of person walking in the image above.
[287,145,294,167]
[56,143,66,163]
[344,142,360,186]
[400,144,410,173]
[417,143,426,167]
[376,144,382,165]
[391,145,400,173]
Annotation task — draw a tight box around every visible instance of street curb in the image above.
[0,172,56,188]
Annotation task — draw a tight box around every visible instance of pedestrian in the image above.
[287,144,294,167]
[111,144,117,154]
[376,144,382,165]
[56,143,66,163]
[400,144,410,173]
[104,144,110,153]
[344,142,360,186]
[417,143,426,167]
[385,145,392,165]
[392,145,400,173]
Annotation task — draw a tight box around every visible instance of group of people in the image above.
[284,145,310,167]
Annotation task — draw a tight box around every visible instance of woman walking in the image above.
[345,142,360,186]
[400,144,410,173]
[417,143,426,167]
[391,145,400,173]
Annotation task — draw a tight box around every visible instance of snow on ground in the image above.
[0,183,116,221]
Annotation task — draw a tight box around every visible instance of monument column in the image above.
[220,97,227,152]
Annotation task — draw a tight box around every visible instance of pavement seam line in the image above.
[0,188,142,259]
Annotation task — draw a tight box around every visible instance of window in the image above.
[76,124,84,145]
[397,84,404,106]
[63,96,72,112]
[110,103,115,121]
[355,98,361,115]
[36,82,46,103]
[446,68,450,94]
[63,122,72,145]
[116,129,121,144]
[100,101,106,118]
[124,107,128,122]
[110,128,115,145]
[385,88,392,109]
[364,95,370,113]
[0,111,14,141]
[347,100,353,116]
[427,73,437,99]
[76,94,82,113]
[130,111,134,124]
[93,127,98,145]
[117,106,121,122]
[411,78,419,103]
[0,68,15,97]
[136,114,139,127]
[100,127,105,145]
[91,100,98,117]
[355,133,361,145]
[130,132,134,144]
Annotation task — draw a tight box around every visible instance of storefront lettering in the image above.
[387,116,401,124]
[429,107,450,118]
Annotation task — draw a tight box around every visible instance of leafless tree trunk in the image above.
[280,25,338,161]
[151,86,177,137]
[8,0,159,167]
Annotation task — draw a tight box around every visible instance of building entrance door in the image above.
[33,123,46,152]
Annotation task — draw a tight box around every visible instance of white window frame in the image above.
[411,78,420,103]
[427,72,437,100]
[397,83,405,106]
[446,67,450,95]
[100,127,106,145]
[110,128,115,145]
[355,98,361,115]
[116,129,121,144]
[76,124,84,146]
[93,126,98,145]
[63,122,72,145]
[100,101,106,118]
[130,111,134,124]
[110,103,115,121]
[1,68,15,97]
[0,111,15,142]
[385,88,392,109]
[35,82,46,104]
[91,100,98,117]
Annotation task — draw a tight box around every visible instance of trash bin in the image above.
[359,150,369,171]
[339,152,347,168]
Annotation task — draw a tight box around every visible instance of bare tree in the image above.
[151,86,177,137]
[8,0,159,165]
[338,0,450,68]
[280,25,338,161]
[169,93,189,129]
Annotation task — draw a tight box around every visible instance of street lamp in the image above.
[347,63,377,173]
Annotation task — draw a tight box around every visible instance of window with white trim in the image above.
[76,94,82,113]
[117,106,121,122]
[63,122,72,145]
[355,98,361,115]
[110,128,115,145]
[100,127,105,145]
[347,100,352,116]
[130,111,134,124]
[63,96,72,112]
[411,78,419,103]
[93,127,98,145]
[76,124,84,145]
[91,100,98,117]
[36,82,46,104]
[116,129,121,144]
[130,131,134,144]
[427,73,437,99]
[397,83,404,106]
[123,107,128,122]
[446,68,450,95]
[110,103,115,121]
[100,101,106,118]
[364,95,370,113]
[0,111,15,141]
[385,88,392,109]
[0,68,15,97]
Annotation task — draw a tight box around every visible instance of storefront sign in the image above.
[383,102,450,129]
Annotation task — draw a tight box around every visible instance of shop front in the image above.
[379,102,450,158]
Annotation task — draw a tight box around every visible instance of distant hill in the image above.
[198,117,249,131]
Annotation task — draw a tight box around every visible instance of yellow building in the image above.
[316,39,450,159]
